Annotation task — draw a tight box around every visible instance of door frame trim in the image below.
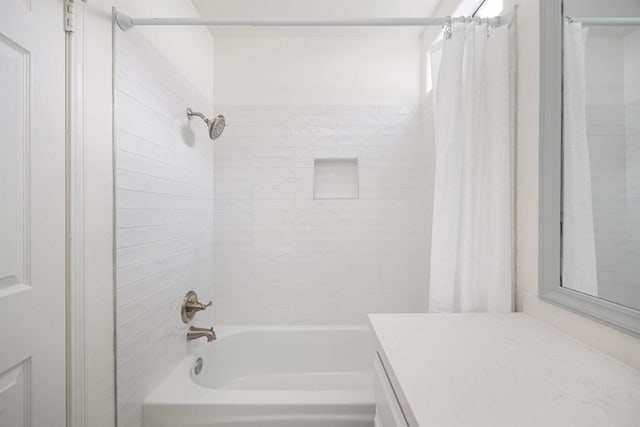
[66,1,87,425]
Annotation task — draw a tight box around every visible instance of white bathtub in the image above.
[143,325,375,427]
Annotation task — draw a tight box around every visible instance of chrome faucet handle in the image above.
[181,291,212,323]
[186,300,212,311]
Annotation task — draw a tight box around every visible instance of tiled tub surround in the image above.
[114,30,214,427]
[212,105,433,325]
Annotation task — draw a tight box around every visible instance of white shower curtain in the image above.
[562,22,598,296]
[428,21,515,313]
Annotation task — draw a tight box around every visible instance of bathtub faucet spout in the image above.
[187,326,216,342]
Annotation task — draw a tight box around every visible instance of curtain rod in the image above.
[114,12,501,32]
[566,17,640,26]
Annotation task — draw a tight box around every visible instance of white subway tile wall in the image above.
[585,31,640,309]
[212,104,433,325]
[624,28,640,309]
[114,30,214,427]
[586,36,627,305]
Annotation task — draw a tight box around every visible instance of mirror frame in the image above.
[539,0,640,336]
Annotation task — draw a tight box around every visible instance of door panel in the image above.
[0,359,30,427]
[0,0,66,426]
[0,30,29,298]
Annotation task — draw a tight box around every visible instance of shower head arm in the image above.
[186,108,209,123]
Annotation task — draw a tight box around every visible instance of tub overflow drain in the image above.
[194,357,203,375]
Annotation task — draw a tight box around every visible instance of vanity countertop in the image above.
[368,313,640,427]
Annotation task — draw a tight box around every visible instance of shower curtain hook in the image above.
[445,16,452,39]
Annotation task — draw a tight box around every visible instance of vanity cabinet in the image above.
[373,355,408,427]
[369,313,640,427]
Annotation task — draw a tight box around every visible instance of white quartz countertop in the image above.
[368,313,640,427]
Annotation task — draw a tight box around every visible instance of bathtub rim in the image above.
[202,323,372,338]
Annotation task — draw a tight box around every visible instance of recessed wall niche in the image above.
[313,158,359,200]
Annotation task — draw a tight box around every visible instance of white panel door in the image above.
[0,0,66,426]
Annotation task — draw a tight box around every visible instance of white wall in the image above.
[111,1,214,102]
[212,104,431,324]
[193,0,439,23]
[213,35,422,106]
[504,0,640,370]
[211,29,432,324]
[114,29,214,427]
[80,2,213,427]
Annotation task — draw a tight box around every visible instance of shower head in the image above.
[186,108,226,140]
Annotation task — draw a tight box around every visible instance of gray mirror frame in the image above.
[539,0,640,336]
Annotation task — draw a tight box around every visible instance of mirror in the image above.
[539,0,640,335]
[562,0,640,310]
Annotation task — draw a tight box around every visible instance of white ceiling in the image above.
[191,0,443,37]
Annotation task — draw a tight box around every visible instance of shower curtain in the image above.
[428,21,515,313]
[562,22,598,296]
